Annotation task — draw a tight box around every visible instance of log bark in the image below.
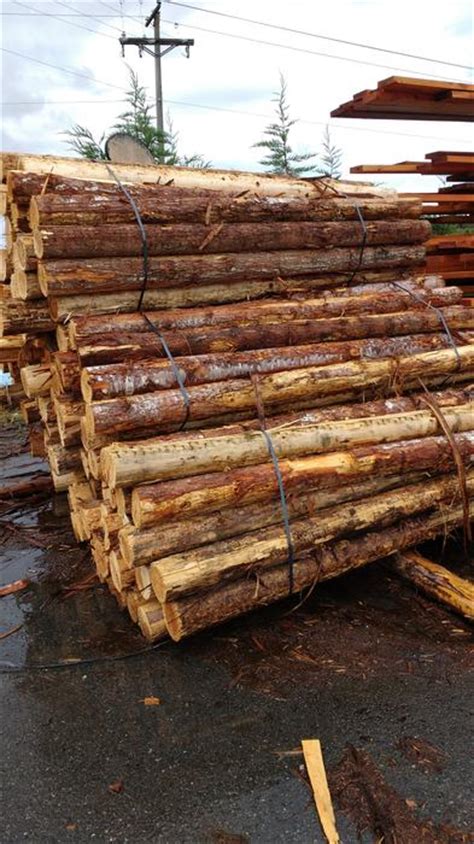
[162,502,473,640]
[120,472,425,566]
[4,151,396,197]
[48,274,443,320]
[70,286,461,345]
[102,385,474,488]
[0,297,54,336]
[150,472,474,602]
[86,346,474,439]
[0,454,52,498]
[29,189,418,228]
[34,219,431,260]
[391,551,474,620]
[51,351,82,395]
[132,432,474,528]
[81,333,457,400]
[75,306,472,367]
[47,444,82,475]
[39,245,426,296]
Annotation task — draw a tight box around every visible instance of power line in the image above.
[163,0,473,71]
[1,83,469,143]
[2,100,127,105]
[12,0,118,39]
[54,0,125,34]
[160,17,469,83]
[0,47,128,90]
[162,97,471,144]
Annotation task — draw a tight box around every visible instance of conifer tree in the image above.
[253,74,317,176]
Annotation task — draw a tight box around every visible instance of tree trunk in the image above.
[34,219,431,260]
[81,333,456,400]
[85,346,474,439]
[102,384,473,488]
[4,151,398,197]
[0,298,54,335]
[39,245,426,297]
[150,472,474,603]
[162,502,473,640]
[70,285,461,344]
[48,273,442,320]
[120,472,425,566]
[132,433,474,528]
[29,187,420,228]
[101,402,474,490]
[75,306,471,367]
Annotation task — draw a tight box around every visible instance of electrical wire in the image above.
[0,47,128,91]
[159,17,470,83]
[162,97,471,144]
[12,0,118,40]
[1,82,470,143]
[162,0,473,72]
[52,0,125,33]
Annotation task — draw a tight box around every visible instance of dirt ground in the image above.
[1,411,473,843]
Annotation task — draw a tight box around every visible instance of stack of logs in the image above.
[1,152,473,641]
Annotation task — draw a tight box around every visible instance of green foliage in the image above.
[319,125,342,178]
[62,125,107,160]
[253,74,318,176]
[63,68,210,167]
[430,222,474,235]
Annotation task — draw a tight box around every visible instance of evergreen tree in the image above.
[253,74,317,176]
[319,125,343,178]
[63,69,209,167]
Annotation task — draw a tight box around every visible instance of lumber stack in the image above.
[351,152,474,294]
[1,152,473,643]
[331,76,474,122]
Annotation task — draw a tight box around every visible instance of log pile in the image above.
[1,152,473,642]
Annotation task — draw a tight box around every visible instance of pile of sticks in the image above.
[1,152,473,641]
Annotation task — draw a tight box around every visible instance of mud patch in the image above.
[328,745,474,843]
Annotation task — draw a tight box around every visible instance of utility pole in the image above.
[120,3,194,137]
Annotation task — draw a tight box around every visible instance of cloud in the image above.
[1,0,472,186]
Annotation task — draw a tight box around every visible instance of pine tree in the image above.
[63,69,209,167]
[319,126,343,178]
[253,74,317,176]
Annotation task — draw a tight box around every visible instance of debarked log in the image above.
[391,551,474,621]
[86,346,474,439]
[119,472,425,566]
[150,472,474,603]
[102,385,474,488]
[39,245,426,296]
[102,402,474,486]
[132,432,474,527]
[162,502,474,640]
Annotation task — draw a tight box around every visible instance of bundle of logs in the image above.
[1,152,473,642]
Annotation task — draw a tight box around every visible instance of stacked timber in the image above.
[1,152,473,642]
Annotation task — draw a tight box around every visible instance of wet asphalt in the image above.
[1,418,473,843]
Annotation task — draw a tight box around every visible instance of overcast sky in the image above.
[1,0,473,191]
